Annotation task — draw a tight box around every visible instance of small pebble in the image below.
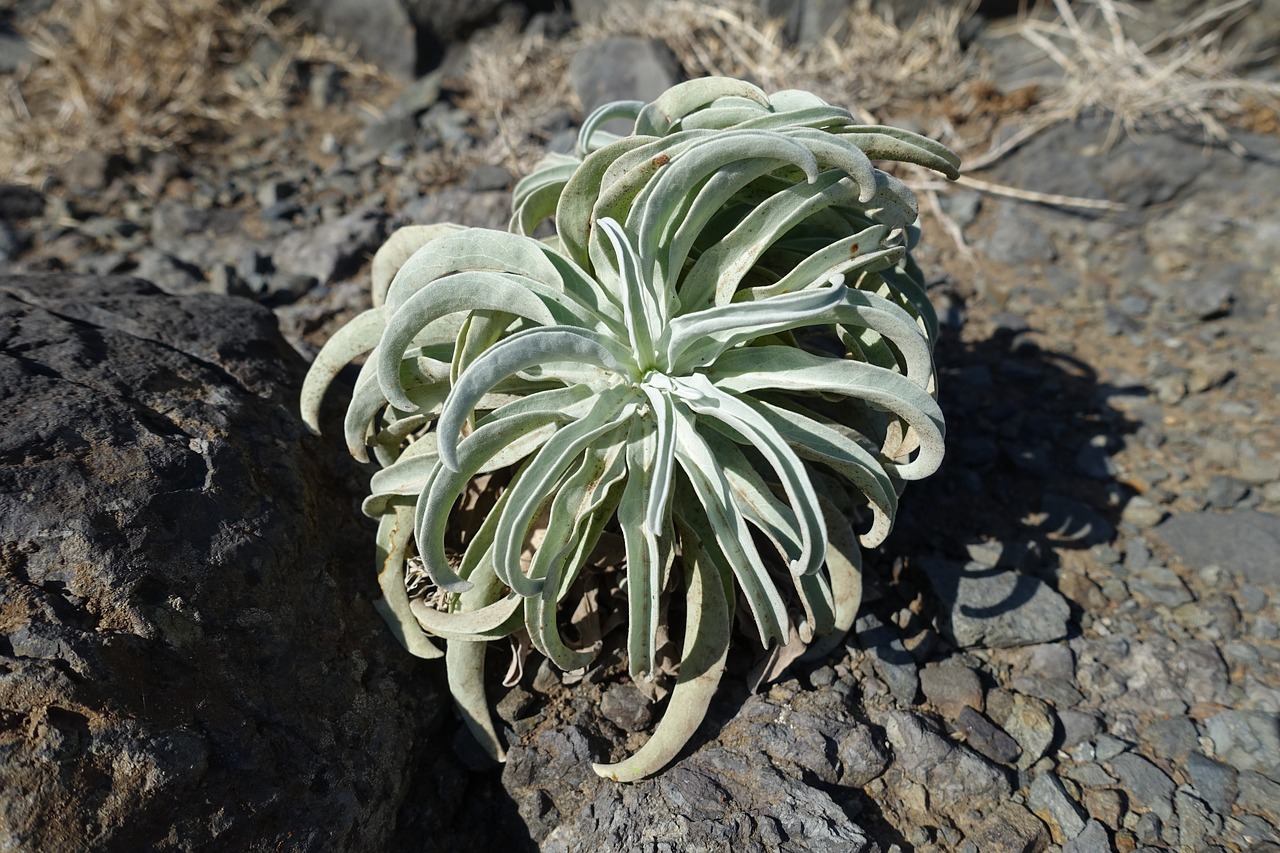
[954,706,1021,765]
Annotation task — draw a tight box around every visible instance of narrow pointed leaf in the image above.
[672,410,790,648]
[435,326,635,472]
[618,415,665,678]
[592,537,731,781]
[634,77,769,135]
[676,373,827,578]
[300,307,385,434]
[447,640,504,762]
[373,506,444,659]
[709,347,945,481]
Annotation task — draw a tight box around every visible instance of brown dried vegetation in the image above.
[0,0,382,180]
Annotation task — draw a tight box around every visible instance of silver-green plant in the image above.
[301,77,957,781]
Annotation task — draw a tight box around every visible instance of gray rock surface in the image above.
[1002,694,1057,770]
[954,706,1021,765]
[504,704,877,852]
[1239,771,1280,824]
[880,710,1011,810]
[1029,771,1087,843]
[1176,789,1223,852]
[569,37,683,133]
[855,611,919,703]
[295,0,509,77]
[1186,751,1239,815]
[599,684,653,732]
[1064,819,1112,853]
[1205,710,1280,777]
[980,200,1058,265]
[1109,752,1176,822]
[919,662,983,719]
[272,208,385,285]
[918,557,1071,648]
[1155,511,1280,583]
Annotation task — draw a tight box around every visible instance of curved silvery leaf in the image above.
[598,217,665,368]
[300,306,386,435]
[370,224,465,308]
[618,129,821,273]
[410,487,524,642]
[374,506,444,660]
[382,228,567,312]
[302,78,956,782]
[701,431,805,580]
[435,325,636,472]
[675,372,827,579]
[553,135,655,268]
[736,103,852,131]
[775,128,878,202]
[579,98,644,152]
[344,351,450,459]
[671,405,789,648]
[675,173,872,309]
[837,124,961,181]
[409,550,524,642]
[749,398,899,547]
[488,388,635,597]
[741,229,904,303]
[448,639,504,761]
[363,432,440,515]
[511,156,581,237]
[674,99,776,131]
[665,280,850,369]
[671,284,936,391]
[525,440,628,669]
[768,89,828,110]
[633,77,770,135]
[377,272,613,412]
[800,489,863,660]
[709,346,945,481]
[617,414,669,678]
[592,533,731,782]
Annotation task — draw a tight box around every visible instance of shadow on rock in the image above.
[879,309,1143,654]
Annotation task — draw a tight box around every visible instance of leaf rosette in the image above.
[301,77,957,781]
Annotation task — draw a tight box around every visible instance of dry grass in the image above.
[0,0,383,181]
[458,0,978,176]
[5,0,1275,190]
[451,0,1280,265]
[974,0,1280,163]
[460,0,1279,179]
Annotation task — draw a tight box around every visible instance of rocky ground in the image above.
[2,1,1279,851]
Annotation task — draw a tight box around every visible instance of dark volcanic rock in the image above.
[0,185,45,221]
[507,730,873,852]
[0,274,472,851]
